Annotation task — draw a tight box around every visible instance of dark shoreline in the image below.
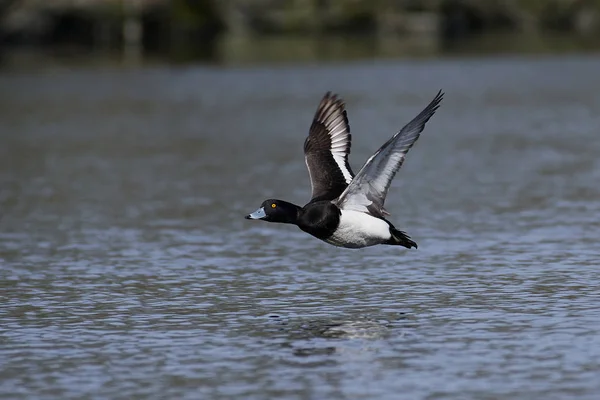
[2,1,599,49]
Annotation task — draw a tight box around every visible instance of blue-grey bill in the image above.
[245,207,266,220]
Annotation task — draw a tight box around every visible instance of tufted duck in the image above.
[245,91,443,249]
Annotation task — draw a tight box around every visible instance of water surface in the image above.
[1,55,600,399]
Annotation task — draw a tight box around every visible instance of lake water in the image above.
[1,54,600,399]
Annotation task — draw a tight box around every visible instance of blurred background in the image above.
[2,1,600,400]
[1,0,600,65]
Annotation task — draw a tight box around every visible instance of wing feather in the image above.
[304,92,355,202]
[335,90,444,217]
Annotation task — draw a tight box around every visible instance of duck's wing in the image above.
[304,92,355,202]
[335,90,444,218]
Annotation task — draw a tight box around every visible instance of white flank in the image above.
[325,210,391,249]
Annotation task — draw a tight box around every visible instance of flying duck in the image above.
[245,90,444,249]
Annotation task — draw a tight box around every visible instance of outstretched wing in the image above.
[335,90,444,217]
[304,92,354,202]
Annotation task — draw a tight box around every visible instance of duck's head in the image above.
[245,199,300,224]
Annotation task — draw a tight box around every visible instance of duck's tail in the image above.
[385,227,418,249]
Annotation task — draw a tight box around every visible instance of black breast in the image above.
[297,201,341,240]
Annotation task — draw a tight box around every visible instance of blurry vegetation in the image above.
[0,0,599,62]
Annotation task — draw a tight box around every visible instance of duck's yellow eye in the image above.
[271,203,276,208]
